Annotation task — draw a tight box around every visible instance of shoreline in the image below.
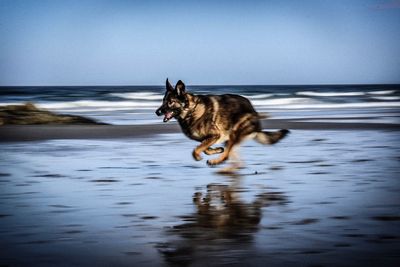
[1,119,400,142]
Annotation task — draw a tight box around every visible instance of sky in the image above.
[0,0,399,86]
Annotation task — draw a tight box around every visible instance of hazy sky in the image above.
[0,0,399,85]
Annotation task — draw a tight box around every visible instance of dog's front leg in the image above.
[192,135,220,161]
[204,147,224,155]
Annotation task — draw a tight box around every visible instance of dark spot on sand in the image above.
[99,166,139,170]
[371,215,400,221]
[33,173,66,178]
[183,165,202,169]
[23,240,53,245]
[115,225,132,229]
[298,250,325,254]
[129,183,144,186]
[77,169,92,172]
[315,201,335,205]
[292,218,319,225]
[142,160,156,164]
[64,224,84,227]
[334,243,352,247]
[309,171,330,175]
[18,191,38,195]
[145,176,162,180]
[50,209,77,214]
[269,165,284,171]
[288,160,324,164]
[312,138,327,142]
[148,164,160,168]
[49,204,73,208]
[141,216,159,220]
[0,214,12,218]
[264,226,284,230]
[290,181,306,185]
[317,163,335,167]
[352,159,373,163]
[116,202,132,205]
[0,179,11,183]
[0,173,11,177]
[344,233,366,238]
[49,204,77,214]
[91,179,120,183]
[63,230,84,234]
[330,216,351,220]
[15,183,32,186]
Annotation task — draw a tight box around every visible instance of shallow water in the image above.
[1,130,400,266]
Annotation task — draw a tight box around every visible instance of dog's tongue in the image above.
[163,111,174,122]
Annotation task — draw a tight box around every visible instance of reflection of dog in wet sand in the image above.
[157,182,287,265]
[193,184,286,230]
[156,79,289,171]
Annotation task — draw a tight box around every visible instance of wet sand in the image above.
[1,119,399,142]
[0,125,400,266]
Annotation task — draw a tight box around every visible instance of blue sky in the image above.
[0,0,399,85]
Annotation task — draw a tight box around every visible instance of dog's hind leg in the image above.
[204,147,224,155]
[207,115,261,167]
[192,135,221,161]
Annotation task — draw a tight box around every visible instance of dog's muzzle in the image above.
[156,107,174,123]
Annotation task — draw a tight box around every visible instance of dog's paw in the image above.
[192,151,203,161]
[206,159,220,166]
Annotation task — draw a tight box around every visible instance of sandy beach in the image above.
[1,121,399,267]
[1,119,400,142]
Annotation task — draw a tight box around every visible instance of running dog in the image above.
[156,79,289,170]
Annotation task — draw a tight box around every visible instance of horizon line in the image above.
[1,83,399,87]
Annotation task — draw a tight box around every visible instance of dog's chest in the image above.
[178,119,229,144]
[181,125,207,141]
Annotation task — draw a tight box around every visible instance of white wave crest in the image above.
[368,90,396,95]
[37,100,159,111]
[243,94,274,99]
[253,98,400,109]
[370,96,400,101]
[251,97,317,106]
[296,91,365,97]
[109,92,163,100]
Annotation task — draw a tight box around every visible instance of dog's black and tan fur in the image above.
[156,79,289,169]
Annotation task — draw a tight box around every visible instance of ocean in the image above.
[1,84,399,125]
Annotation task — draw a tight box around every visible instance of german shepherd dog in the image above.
[156,79,289,171]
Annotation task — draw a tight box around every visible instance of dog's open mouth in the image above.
[163,111,174,122]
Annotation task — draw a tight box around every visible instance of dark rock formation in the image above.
[0,103,105,125]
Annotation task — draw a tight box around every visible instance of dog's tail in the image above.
[254,129,289,145]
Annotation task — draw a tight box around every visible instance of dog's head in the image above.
[155,79,187,122]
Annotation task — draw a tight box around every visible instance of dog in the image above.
[156,79,289,170]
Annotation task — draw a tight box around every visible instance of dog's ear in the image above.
[166,78,174,92]
[175,80,186,96]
